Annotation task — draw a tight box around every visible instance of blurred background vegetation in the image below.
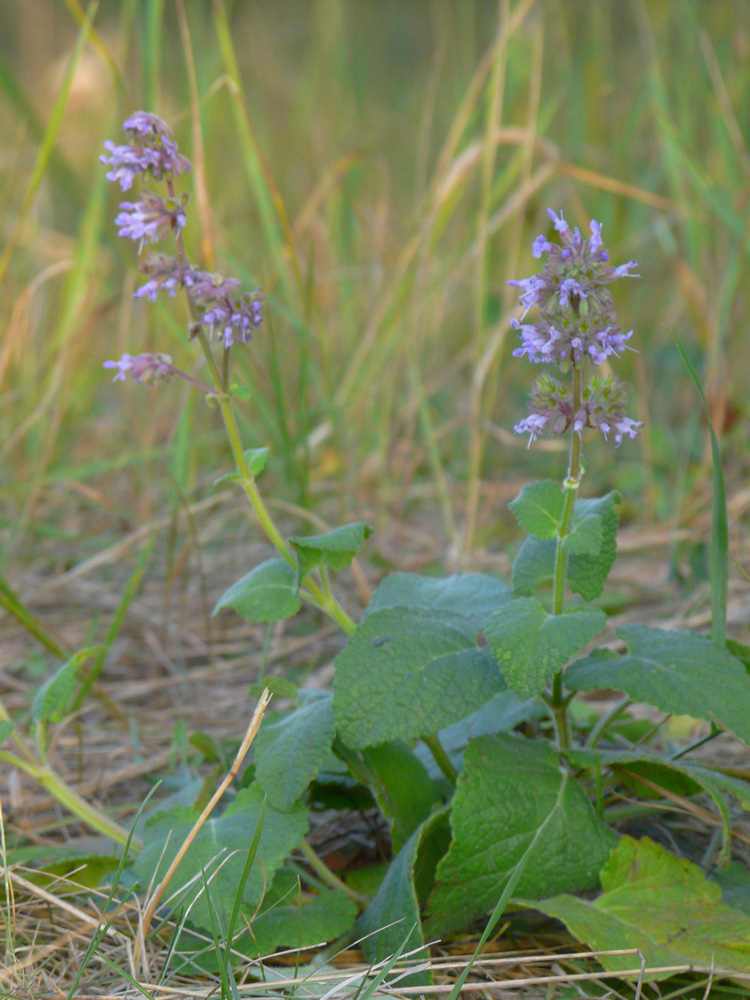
[1,0,748,578]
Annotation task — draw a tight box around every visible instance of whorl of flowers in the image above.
[510,209,642,446]
[101,112,265,381]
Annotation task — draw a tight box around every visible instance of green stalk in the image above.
[549,365,584,750]
[422,732,458,785]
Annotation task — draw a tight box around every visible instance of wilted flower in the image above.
[510,209,642,446]
[115,193,188,250]
[103,352,175,384]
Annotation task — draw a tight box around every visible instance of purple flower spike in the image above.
[509,210,641,446]
[101,113,192,192]
[103,352,175,384]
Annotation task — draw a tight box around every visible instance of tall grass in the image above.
[1,0,748,565]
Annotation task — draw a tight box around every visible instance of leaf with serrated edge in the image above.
[333,606,506,747]
[512,493,620,601]
[364,572,512,636]
[425,734,616,937]
[254,691,335,811]
[32,647,102,723]
[289,521,372,583]
[566,624,750,745]
[213,558,301,624]
[538,836,750,976]
[509,480,564,539]
[562,512,602,555]
[134,784,308,932]
[245,881,357,956]
[484,598,606,699]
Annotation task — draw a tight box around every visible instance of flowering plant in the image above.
[90,113,750,979]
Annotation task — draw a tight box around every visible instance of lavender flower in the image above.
[134,254,199,301]
[115,193,188,250]
[101,112,191,191]
[103,353,175,384]
[510,210,643,446]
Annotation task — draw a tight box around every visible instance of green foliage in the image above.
[566,624,750,743]
[512,492,621,601]
[425,734,617,937]
[32,647,103,724]
[484,599,606,699]
[254,691,336,811]
[508,480,564,539]
[289,521,372,585]
[333,605,506,747]
[135,785,308,932]
[539,837,750,978]
[213,558,301,623]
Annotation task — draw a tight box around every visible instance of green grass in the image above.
[1,0,748,566]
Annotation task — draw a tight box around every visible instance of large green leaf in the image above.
[358,808,450,980]
[333,606,506,747]
[364,572,512,636]
[288,521,372,584]
[425,734,616,936]
[512,493,621,601]
[484,598,606,699]
[508,480,564,539]
[539,836,750,977]
[213,558,301,623]
[135,785,308,932]
[254,691,336,811]
[566,624,750,744]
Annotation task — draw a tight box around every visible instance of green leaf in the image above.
[484,599,606,699]
[359,743,443,852]
[134,784,308,932]
[364,572,512,636]
[561,511,603,555]
[358,808,450,981]
[32,647,103,723]
[425,734,616,937]
[539,836,750,977]
[254,691,336,811]
[243,446,270,477]
[243,874,358,956]
[333,607,506,747]
[289,521,372,586]
[212,472,243,488]
[513,493,620,601]
[508,480,564,539]
[0,720,15,745]
[212,559,301,624]
[567,747,750,862]
[566,624,750,744]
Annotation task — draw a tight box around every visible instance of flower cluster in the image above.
[510,209,642,446]
[101,113,265,382]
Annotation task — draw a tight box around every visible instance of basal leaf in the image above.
[134,784,308,932]
[508,480,564,539]
[333,607,506,747]
[359,743,443,852]
[539,836,750,977]
[32,647,103,723]
[358,808,450,981]
[289,521,372,584]
[364,572,512,636]
[425,734,616,937]
[484,598,606,699]
[254,691,335,811]
[566,624,750,744]
[212,558,301,624]
[512,493,620,601]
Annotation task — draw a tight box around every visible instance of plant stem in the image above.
[422,732,458,785]
[297,837,369,906]
[586,695,631,749]
[549,365,584,751]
